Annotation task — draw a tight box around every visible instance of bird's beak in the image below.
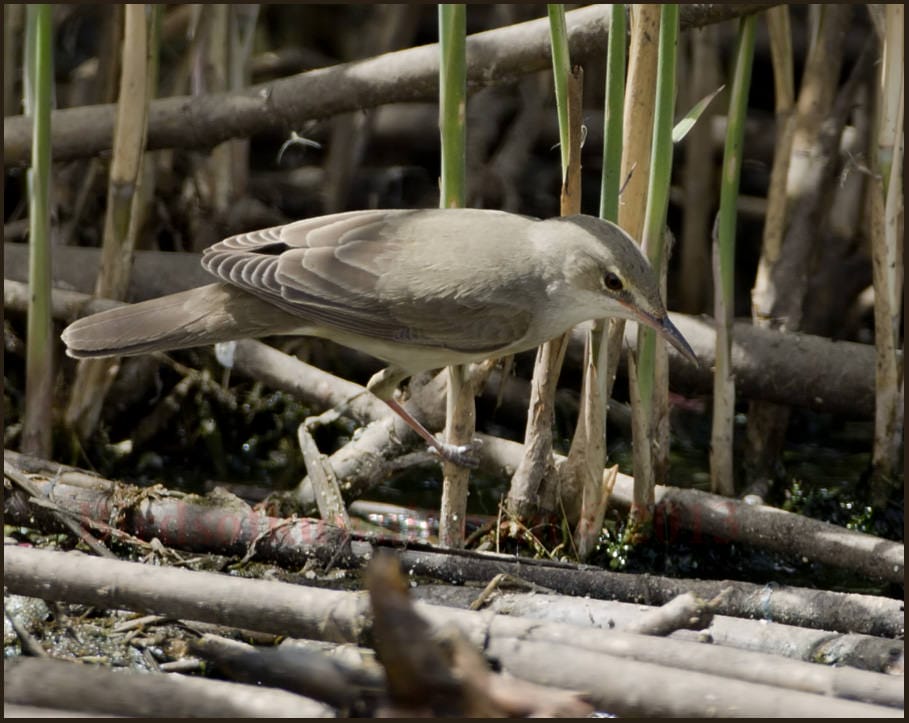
[659,315,698,366]
[634,310,698,366]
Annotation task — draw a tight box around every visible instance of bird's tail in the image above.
[61,283,302,358]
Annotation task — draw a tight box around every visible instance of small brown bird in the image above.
[62,208,696,464]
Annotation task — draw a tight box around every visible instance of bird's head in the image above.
[541,214,698,365]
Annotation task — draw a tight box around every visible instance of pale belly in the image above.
[296,325,515,374]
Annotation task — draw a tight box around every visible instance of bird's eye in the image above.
[603,272,624,292]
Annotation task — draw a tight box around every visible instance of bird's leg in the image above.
[367,366,481,469]
[384,397,481,468]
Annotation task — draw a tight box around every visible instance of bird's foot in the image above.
[428,437,483,469]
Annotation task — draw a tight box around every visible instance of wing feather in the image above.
[201,209,534,353]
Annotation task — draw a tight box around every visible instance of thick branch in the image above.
[3,4,774,166]
[462,588,903,677]
[5,657,333,718]
[4,450,350,570]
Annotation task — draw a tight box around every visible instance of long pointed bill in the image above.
[635,311,698,366]
[658,315,698,366]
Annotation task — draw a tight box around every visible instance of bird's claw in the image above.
[429,438,483,469]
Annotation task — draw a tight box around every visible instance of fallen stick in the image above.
[6,450,902,638]
[414,584,903,677]
[388,540,903,638]
[4,5,772,165]
[4,656,333,718]
[609,476,904,585]
[4,450,349,570]
[621,590,721,636]
[3,546,900,718]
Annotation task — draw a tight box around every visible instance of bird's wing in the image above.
[201,209,533,354]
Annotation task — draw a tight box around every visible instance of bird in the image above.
[61,208,697,465]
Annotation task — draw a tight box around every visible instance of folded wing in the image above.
[202,209,533,354]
